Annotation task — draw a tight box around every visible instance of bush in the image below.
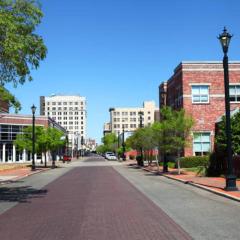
[129,155,135,160]
[179,156,209,168]
[159,162,176,168]
[136,155,144,166]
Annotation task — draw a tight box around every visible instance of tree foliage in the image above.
[101,133,118,152]
[215,111,240,155]
[0,85,21,112]
[126,106,194,168]
[14,126,65,165]
[0,0,47,86]
[152,107,194,155]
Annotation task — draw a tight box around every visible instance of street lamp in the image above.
[218,27,238,191]
[122,125,126,161]
[138,111,144,166]
[31,104,36,171]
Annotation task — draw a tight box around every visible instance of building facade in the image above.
[108,101,158,135]
[0,114,66,163]
[159,61,240,157]
[40,94,87,150]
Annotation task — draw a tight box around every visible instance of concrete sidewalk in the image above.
[0,166,48,184]
[124,160,240,202]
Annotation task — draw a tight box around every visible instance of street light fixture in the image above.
[138,111,144,166]
[31,104,36,171]
[218,27,238,191]
[122,125,126,161]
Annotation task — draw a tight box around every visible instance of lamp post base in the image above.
[225,174,238,191]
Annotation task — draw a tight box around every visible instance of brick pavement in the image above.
[0,165,192,240]
[0,166,48,184]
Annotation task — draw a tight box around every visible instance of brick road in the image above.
[0,159,191,240]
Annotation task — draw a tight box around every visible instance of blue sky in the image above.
[6,0,240,143]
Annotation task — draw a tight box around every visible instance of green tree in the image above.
[45,127,65,168]
[0,0,47,86]
[0,86,21,112]
[126,126,155,165]
[14,125,44,155]
[152,107,194,173]
[215,111,240,155]
[14,126,65,167]
[101,133,118,153]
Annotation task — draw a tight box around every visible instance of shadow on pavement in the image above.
[0,186,48,203]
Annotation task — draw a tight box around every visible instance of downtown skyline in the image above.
[5,0,240,143]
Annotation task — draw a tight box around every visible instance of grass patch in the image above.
[183,166,206,176]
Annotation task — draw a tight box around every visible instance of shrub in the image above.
[129,155,135,160]
[179,156,209,168]
[159,162,176,168]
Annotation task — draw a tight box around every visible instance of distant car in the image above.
[105,152,117,160]
[63,155,72,163]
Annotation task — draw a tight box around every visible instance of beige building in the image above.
[107,101,158,135]
[40,94,87,149]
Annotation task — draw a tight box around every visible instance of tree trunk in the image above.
[44,152,47,168]
[177,151,181,174]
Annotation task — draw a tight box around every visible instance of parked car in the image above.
[63,154,72,163]
[105,152,117,160]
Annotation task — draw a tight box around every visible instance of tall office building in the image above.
[40,94,87,149]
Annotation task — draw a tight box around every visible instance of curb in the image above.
[141,166,240,203]
[0,167,50,186]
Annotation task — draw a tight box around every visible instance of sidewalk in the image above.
[124,160,240,202]
[0,165,49,185]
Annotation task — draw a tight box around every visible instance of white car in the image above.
[105,152,117,160]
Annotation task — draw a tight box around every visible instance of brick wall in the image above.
[161,62,240,157]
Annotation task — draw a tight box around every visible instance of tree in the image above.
[215,111,240,155]
[0,86,21,112]
[101,133,118,153]
[0,0,47,86]
[126,126,155,166]
[44,127,65,168]
[14,126,65,167]
[152,107,194,173]
[14,125,44,155]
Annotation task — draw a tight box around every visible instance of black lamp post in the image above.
[122,125,126,161]
[81,136,84,157]
[117,131,120,148]
[31,104,36,171]
[138,111,144,166]
[218,27,238,191]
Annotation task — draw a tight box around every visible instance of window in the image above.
[192,85,209,103]
[230,85,240,102]
[193,132,211,156]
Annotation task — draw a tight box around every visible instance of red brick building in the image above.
[159,61,240,157]
[0,99,9,113]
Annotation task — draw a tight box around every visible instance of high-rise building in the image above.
[40,94,87,149]
[107,101,158,135]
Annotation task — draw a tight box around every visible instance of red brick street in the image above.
[0,158,191,240]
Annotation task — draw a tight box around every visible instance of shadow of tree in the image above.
[0,186,48,203]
